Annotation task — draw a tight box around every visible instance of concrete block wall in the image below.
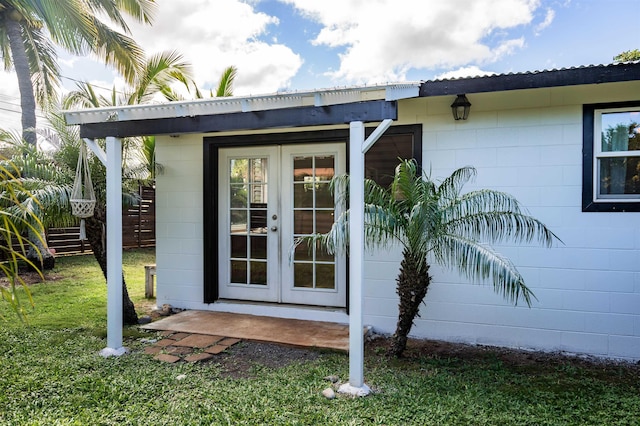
[362,85,640,361]
[155,134,205,310]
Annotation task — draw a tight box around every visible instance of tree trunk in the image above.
[85,207,139,325]
[5,15,38,146]
[27,229,55,271]
[388,249,432,357]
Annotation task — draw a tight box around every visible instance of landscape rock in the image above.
[324,375,340,383]
[137,316,152,324]
[322,388,336,399]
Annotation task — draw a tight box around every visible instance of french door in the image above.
[218,144,346,307]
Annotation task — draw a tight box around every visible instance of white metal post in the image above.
[348,121,366,388]
[103,136,124,354]
[341,119,392,396]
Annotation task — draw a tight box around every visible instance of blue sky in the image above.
[0,0,638,130]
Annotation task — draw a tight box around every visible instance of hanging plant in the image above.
[70,143,96,240]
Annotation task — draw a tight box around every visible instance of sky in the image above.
[0,0,638,131]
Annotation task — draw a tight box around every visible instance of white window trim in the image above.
[592,106,640,202]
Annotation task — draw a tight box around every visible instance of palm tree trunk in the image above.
[5,16,37,146]
[85,208,139,325]
[389,249,431,357]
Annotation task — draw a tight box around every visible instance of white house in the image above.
[65,62,640,362]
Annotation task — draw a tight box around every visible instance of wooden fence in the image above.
[48,185,156,256]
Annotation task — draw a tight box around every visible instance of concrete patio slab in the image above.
[141,310,350,351]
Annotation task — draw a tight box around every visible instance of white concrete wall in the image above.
[155,134,205,309]
[363,82,640,361]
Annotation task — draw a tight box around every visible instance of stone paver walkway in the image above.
[146,331,241,363]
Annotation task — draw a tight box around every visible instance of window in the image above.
[583,102,640,212]
[364,125,421,187]
[365,133,416,187]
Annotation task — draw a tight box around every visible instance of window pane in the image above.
[250,261,267,285]
[601,112,640,152]
[316,183,333,208]
[294,210,314,234]
[230,260,247,284]
[230,210,247,233]
[230,235,247,259]
[230,159,248,182]
[250,235,267,259]
[249,208,267,233]
[315,156,335,181]
[249,158,267,183]
[293,156,313,181]
[294,240,312,261]
[599,157,640,196]
[250,184,267,203]
[294,263,313,288]
[294,182,313,208]
[316,210,334,233]
[316,264,335,289]
[230,184,247,208]
[316,244,333,262]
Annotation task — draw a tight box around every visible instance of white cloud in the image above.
[282,0,542,84]
[535,8,555,35]
[125,0,302,95]
[435,66,497,80]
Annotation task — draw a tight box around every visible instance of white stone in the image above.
[322,388,336,399]
[176,374,187,381]
[338,382,371,397]
[99,347,128,358]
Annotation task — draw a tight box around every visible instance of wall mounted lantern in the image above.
[451,94,471,121]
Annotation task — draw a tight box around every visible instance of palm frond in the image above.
[434,233,536,306]
[215,66,237,97]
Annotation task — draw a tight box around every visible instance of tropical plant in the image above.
[306,159,559,357]
[60,56,237,324]
[0,0,155,146]
[0,129,74,269]
[614,49,640,62]
[0,155,46,323]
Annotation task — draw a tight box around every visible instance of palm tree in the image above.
[0,0,155,146]
[308,159,559,357]
[0,154,47,322]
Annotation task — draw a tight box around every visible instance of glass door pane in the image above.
[229,157,269,286]
[292,154,336,289]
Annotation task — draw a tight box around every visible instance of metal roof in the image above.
[420,62,640,96]
[63,82,421,126]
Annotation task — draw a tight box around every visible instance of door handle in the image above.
[270,226,278,232]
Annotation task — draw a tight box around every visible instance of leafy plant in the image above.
[305,159,560,356]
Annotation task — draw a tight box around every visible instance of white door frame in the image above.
[217,143,346,307]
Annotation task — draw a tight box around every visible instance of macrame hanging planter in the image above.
[70,143,96,240]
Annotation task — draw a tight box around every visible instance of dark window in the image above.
[583,102,640,212]
[365,133,415,187]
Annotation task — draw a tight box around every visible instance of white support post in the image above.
[100,136,125,357]
[339,121,370,396]
[340,119,393,397]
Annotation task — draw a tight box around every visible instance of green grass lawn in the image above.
[1,249,639,425]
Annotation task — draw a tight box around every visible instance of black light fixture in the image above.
[451,94,471,121]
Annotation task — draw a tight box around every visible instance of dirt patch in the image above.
[367,336,640,376]
[0,270,62,287]
[212,341,323,379]
[205,335,640,380]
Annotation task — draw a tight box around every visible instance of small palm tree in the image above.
[308,159,559,357]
